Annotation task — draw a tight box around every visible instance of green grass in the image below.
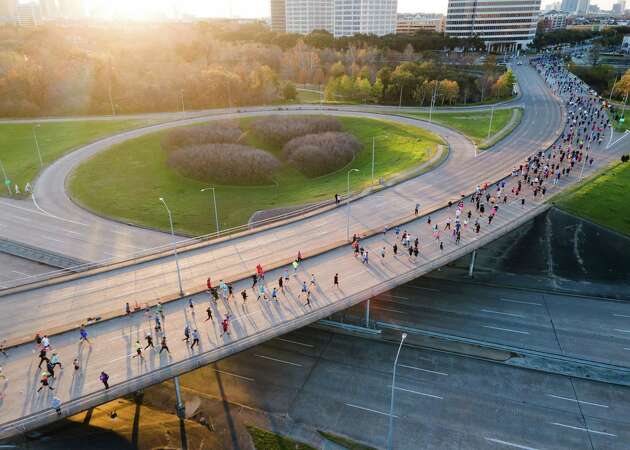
[69,115,443,236]
[554,161,630,236]
[318,431,377,450]
[295,89,324,104]
[247,425,316,450]
[403,108,516,145]
[0,119,159,197]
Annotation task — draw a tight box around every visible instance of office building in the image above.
[612,1,626,15]
[396,13,444,34]
[445,0,541,52]
[560,0,578,13]
[576,0,589,14]
[0,0,17,23]
[271,0,286,32]
[271,0,397,37]
[541,11,568,31]
[16,2,40,27]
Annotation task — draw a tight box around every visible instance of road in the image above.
[341,275,630,367]
[0,64,553,279]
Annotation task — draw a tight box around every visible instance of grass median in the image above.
[554,161,630,236]
[69,115,444,236]
[0,119,159,197]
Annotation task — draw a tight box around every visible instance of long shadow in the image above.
[131,392,143,449]
[214,369,240,450]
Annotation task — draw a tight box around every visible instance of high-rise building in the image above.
[445,0,541,52]
[612,1,626,15]
[560,0,578,13]
[16,2,41,27]
[0,0,17,22]
[575,0,589,14]
[396,13,444,34]
[271,0,286,32]
[272,0,397,37]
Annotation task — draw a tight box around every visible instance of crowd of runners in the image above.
[0,54,614,418]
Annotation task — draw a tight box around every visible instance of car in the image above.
[517,61,522,65]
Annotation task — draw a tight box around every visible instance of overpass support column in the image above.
[365,299,371,328]
[173,376,185,419]
[468,250,476,278]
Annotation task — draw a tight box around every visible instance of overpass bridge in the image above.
[0,63,625,439]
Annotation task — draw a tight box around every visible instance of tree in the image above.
[355,77,372,102]
[440,79,459,105]
[370,78,384,101]
[282,81,297,101]
[330,61,346,78]
[493,69,516,98]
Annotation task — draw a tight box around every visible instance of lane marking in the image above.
[484,437,540,450]
[407,285,439,292]
[345,403,397,418]
[373,306,405,314]
[274,338,314,348]
[614,329,630,333]
[254,354,302,367]
[550,422,616,437]
[547,394,608,408]
[613,314,630,319]
[391,386,443,399]
[11,271,31,277]
[45,237,66,244]
[481,309,526,318]
[499,298,542,307]
[483,325,529,335]
[399,364,448,376]
[377,294,410,300]
[213,368,254,382]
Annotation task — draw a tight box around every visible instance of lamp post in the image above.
[371,136,388,186]
[487,104,495,141]
[346,168,359,241]
[33,124,43,168]
[200,187,220,236]
[180,89,185,113]
[0,160,11,196]
[386,332,407,450]
[159,197,184,296]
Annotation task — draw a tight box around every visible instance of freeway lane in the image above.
[0,64,545,269]
[342,276,630,367]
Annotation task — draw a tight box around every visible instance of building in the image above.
[612,1,626,15]
[0,0,17,23]
[16,2,40,27]
[271,0,397,37]
[445,0,542,52]
[396,13,444,34]
[271,0,286,32]
[541,11,568,31]
[576,0,589,14]
[560,0,578,13]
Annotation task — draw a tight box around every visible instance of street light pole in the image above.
[387,332,407,450]
[609,75,618,103]
[180,89,185,113]
[0,160,11,196]
[371,137,375,185]
[487,104,495,141]
[200,187,220,236]
[33,124,43,168]
[346,168,359,241]
[159,197,184,296]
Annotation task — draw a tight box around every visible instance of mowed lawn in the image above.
[69,116,444,236]
[0,119,159,197]
[555,161,630,236]
[404,108,516,144]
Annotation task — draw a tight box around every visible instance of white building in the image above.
[16,2,40,27]
[274,0,397,37]
[445,0,542,52]
[541,11,568,31]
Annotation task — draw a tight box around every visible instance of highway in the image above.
[342,275,630,367]
[0,64,543,270]
[0,61,627,438]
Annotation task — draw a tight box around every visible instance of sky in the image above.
[75,0,619,20]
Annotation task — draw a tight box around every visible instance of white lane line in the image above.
[399,364,448,376]
[213,368,254,382]
[254,354,302,367]
[483,325,529,335]
[484,437,540,450]
[547,394,608,408]
[274,337,314,348]
[481,309,526,318]
[550,422,616,437]
[613,314,630,318]
[499,298,542,306]
[373,306,405,314]
[11,271,31,277]
[345,403,397,418]
[614,329,630,333]
[391,386,443,399]
[45,237,66,244]
[378,294,409,300]
[407,285,439,292]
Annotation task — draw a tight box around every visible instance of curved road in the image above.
[0,64,546,273]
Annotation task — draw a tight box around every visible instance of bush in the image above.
[162,121,244,151]
[283,132,362,177]
[168,144,281,185]
[250,116,342,146]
